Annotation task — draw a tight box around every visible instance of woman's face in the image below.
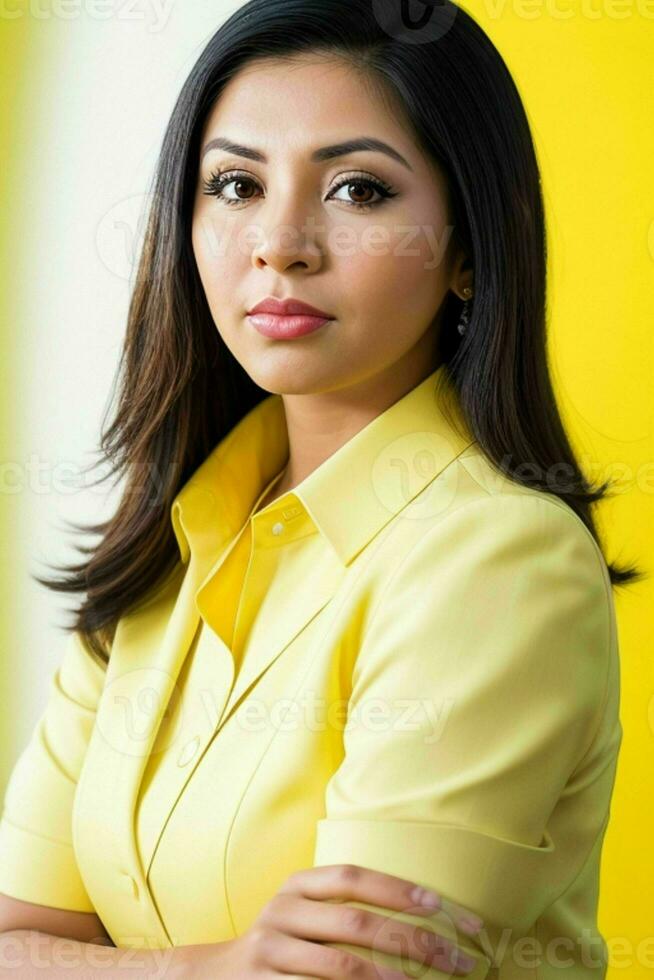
[192,54,466,395]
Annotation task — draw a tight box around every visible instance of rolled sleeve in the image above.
[313,493,613,975]
[0,631,107,911]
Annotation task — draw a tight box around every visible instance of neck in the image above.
[276,348,442,492]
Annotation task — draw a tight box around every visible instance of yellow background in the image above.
[1,2,652,975]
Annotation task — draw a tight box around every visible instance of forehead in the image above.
[200,55,413,158]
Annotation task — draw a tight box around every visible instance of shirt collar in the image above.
[170,363,475,569]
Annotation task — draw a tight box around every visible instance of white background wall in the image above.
[9,0,241,776]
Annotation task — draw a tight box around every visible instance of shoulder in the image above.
[58,630,109,708]
[356,447,614,695]
[373,444,610,605]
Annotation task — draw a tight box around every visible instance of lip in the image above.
[247,296,334,318]
[247,295,335,340]
[247,312,333,340]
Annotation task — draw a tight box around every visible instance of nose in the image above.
[250,197,323,274]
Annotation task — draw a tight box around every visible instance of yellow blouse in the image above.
[0,363,622,978]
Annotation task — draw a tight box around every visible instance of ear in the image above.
[447,247,473,300]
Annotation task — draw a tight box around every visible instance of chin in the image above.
[241,355,346,397]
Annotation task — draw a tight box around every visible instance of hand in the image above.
[180,863,483,978]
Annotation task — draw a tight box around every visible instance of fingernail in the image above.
[411,886,441,908]
[459,915,484,934]
[451,949,477,971]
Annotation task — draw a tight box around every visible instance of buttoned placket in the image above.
[227,501,312,662]
[251,500,305,546]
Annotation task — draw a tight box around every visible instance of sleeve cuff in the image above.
[314,816,562,971]
[0,816,95,913]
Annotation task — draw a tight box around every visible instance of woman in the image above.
[0,0,642,976]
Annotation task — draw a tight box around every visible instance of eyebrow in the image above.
[201,136,413,172]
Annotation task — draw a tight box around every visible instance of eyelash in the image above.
[201,168,398,212]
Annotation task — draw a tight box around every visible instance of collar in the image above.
[170,363,475,569]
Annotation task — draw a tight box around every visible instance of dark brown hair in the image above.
[35,0,645,665]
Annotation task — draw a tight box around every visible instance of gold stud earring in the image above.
[457,286,474,336]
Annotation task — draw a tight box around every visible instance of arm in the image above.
[0,897,112,947]
[0,634,244,978]
[0,632,123,972]
[312,493,616,976]
[0,924,201,979]
[0,632,108,916]
[0,913,183,979]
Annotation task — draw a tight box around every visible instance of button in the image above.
[120,873,139,899]
[177,735,201,767]
[271,522,284,535]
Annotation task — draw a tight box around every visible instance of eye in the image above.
[202,169,260,207]
[202,168,398,212]
[327,173,398,211]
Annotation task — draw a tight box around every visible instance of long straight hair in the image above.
[35,0,645,664]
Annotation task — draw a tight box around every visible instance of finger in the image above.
[280,864,485,937]
[434,894,485,936]
[265,894,477,977]
[279,864,443,917]
[262,930,408,980]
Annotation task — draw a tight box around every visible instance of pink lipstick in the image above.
[247,296,335,340]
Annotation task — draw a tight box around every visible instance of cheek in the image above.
[386,209,452,287]
[191,212,214,288]
[191,211,244,308]
[192,209,224,278]
[339,220,449,323]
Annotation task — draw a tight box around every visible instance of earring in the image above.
[457,286,473,336]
